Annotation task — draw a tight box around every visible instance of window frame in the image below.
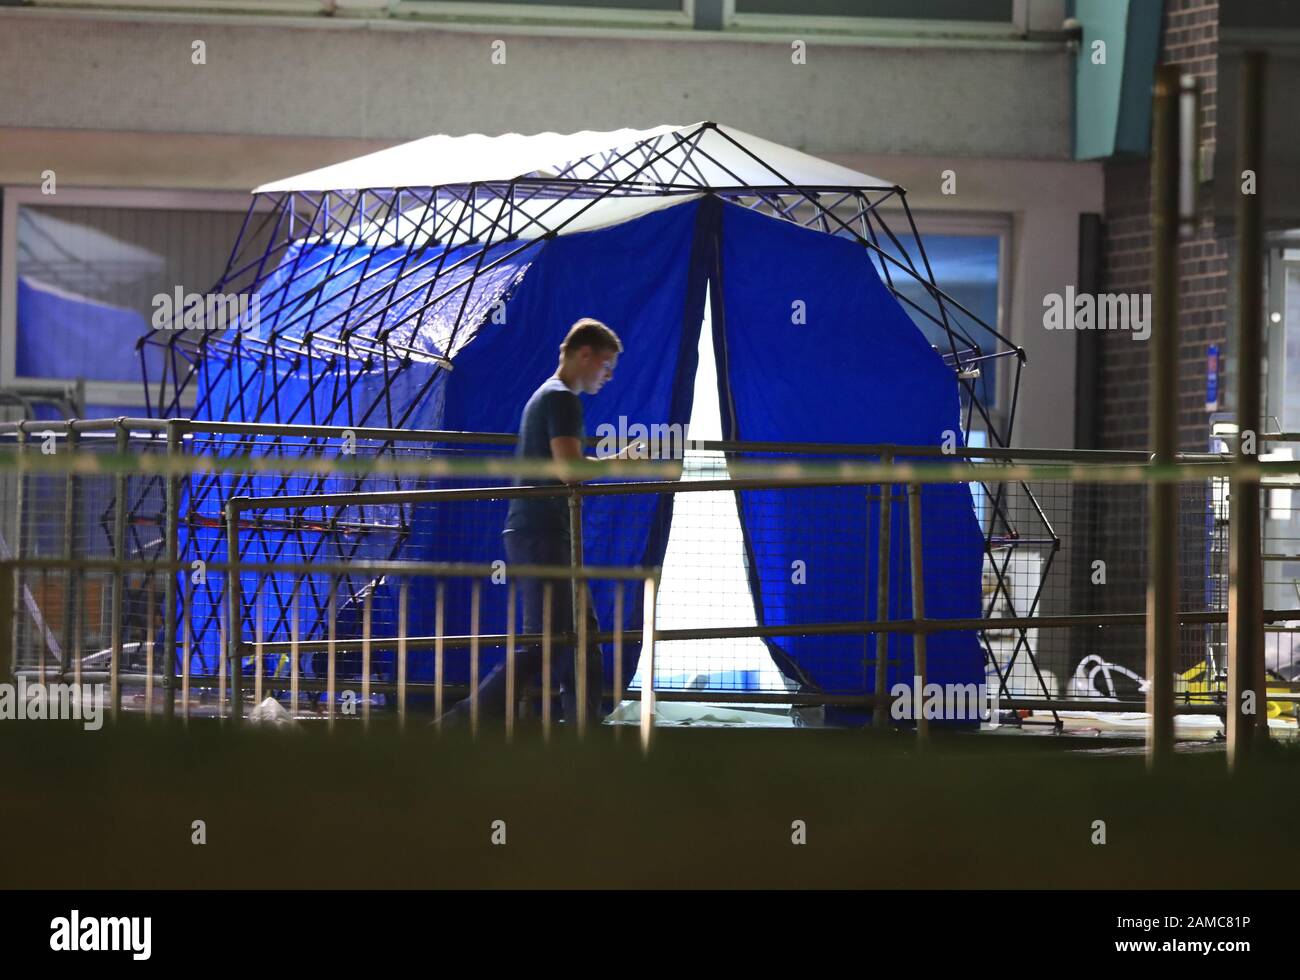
[26,1,326,13]
[1,185,258,412]
[868,208,1012,433]
[392,0,695,28]
[727,0,1020,39]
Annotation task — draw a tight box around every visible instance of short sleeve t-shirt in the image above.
[504,376,585,533]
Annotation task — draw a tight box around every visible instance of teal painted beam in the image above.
[1072,0,1164,160]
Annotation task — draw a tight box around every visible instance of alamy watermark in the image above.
[594,416,701,459]
[0,678,105,731]
[890,675,998,722]
[152,288,261,336]
[50,910,150,960]
[1042,286,1151,341]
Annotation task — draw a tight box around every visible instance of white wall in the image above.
[0,6,1100,449]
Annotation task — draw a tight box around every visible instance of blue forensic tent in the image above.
[186,192,984,713]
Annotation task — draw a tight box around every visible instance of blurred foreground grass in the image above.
[2,720,1297,888]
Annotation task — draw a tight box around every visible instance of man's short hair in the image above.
[560,318,622,358]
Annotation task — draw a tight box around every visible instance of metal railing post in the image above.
[542,581,553,741]
[162,419,181,720]
[0,561,13,685]
[569,488,585,735]
[640,575,657,753]
[226,497,244,724]
[110,420,127,719]
[872,447,895,728]
[907,484,929,745]
[1147,65,1181,766]
[505,580,516,741]
[61,426,79,682]
[1229,50,1269,767]
[10,426,27,675]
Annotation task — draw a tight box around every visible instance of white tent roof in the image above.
[254,122,889,194]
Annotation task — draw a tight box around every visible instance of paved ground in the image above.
[2,717,1298,888]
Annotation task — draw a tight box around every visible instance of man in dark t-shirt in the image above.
[503,374,588,535]
[440,318,641,729]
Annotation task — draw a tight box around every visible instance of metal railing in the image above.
[3,418,1300,744]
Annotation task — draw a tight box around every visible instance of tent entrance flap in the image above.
[709,200,986,722]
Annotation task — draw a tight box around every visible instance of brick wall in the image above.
[1096,0,1228,454]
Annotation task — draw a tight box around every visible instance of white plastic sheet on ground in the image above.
[604,700,797,728]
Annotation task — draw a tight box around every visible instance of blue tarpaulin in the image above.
[709,202,985,720]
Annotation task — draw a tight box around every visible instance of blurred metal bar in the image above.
[254,596,264,705]
[542,581,553,741]
[225,498,243,724]
[1178,73,1201,238]
[38,569,47,685]
[291,579,301,717]
[469,580,480,736]
[145,575,155,717]
[159,419,516,446]
[640,576,657,754]
[228,607,1300,657]
[327,576,337,730]
[110,421,126,718]
[218,605,227,722]
[362,586,373,728]
[569,488,585,737]
[576,578,588,738]
[29,552,657,583]
[162,419,182,721]
[182,586,193,724]
[10,428,26,676]
[873,452,894,729]
[505,580,516,742]
[72,577,82,691]
[397,578,409,729]
[907,484,929,744]
[61,426,79,679]
[434,581,445,729]
[1229,49,1269,768]
[0,562,13,685]
[1147,63,1181,767]
[613,584,624,743]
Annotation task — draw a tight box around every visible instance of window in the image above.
[1,188,259,411]
[860,212,1011,436]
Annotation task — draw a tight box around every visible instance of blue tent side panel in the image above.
[181,232,535,679]
[711,201,986,722]
[394,197,711,687]
[17,275,161,383]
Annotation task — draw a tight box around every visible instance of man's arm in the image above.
[549,436,648,483]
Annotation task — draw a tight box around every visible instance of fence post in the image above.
[61,425,79,682]
[162,419,181,721]
[0,560,13,685]
[10,426,27,674]
[110,420,127,719]
[1229,50,1268,768]
[226,497,243,724]
[640,575,657,754]
[907,484,929,745]
[1147,65,1181,767]
[569,488,586,736]
[872,447,895,728]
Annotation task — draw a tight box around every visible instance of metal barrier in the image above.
[0,553,662,749]
[3,419,1300,742]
